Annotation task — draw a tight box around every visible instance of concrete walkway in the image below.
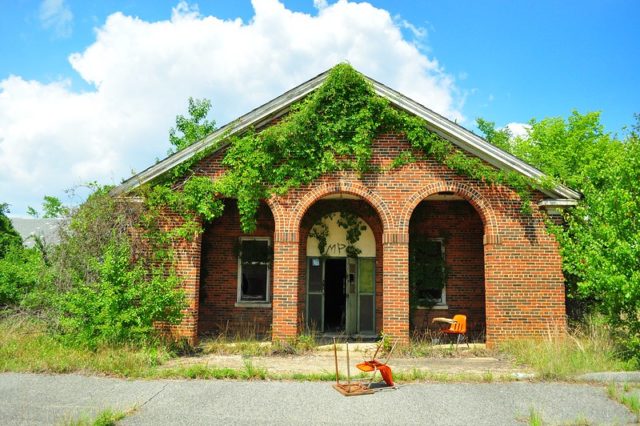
[1,373,637,425]
[164,343,529,378]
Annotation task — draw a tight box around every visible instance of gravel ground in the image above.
[1,373,637,425]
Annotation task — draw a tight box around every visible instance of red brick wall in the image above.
[166,131,566,346]
[409,200,486,339]
[153,210,202,344]
[197,199,274,337]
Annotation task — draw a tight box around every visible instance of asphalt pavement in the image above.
[0,373,636,425]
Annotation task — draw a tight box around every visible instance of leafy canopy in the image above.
[169,97,216,154]
[27,195,68,218]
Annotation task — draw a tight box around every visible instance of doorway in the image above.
[324,258,346,332]
[306,257,376,335]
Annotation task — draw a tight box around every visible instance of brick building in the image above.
[112,68,580,347]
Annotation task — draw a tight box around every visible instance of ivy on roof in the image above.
[146,63,542,236]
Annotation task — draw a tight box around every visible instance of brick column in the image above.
[159,213,202,346]
[271,230,299,340]
[382,231,410,343]
[483,240,498,349]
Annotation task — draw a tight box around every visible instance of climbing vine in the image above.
[144,63,546,238]
[336,211,368,258]
[309,214,331,255]
[309,211,368,258]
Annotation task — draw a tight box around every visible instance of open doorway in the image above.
[324,258,346,332]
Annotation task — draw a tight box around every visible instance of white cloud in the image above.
[504,122,531,139]
[313,0,328,10]
[39,0,73,38]
[1,0,464,214]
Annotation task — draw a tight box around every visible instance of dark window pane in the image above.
[240,263,268,301]
[307,293,323,331]
[241,240,270,263]
[410,239,445,305]
[308,259,323,293]
[359,295,374,332]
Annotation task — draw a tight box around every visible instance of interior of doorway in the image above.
[324,258,346,332]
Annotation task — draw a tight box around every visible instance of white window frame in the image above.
[418,238,448,310]
[236,237,271,306]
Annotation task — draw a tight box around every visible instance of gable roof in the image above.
[111,68,581,203]
[10,218,63,248]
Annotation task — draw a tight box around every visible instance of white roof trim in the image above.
[538,199,579,207]
[111,68,581,201]
[111,72,330,196]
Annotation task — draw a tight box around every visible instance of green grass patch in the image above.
[58,406,135,426]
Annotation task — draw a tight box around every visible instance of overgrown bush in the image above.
[1,187,186,349]
[0,246,53,310]
[0,203,21,258]
[57,239,184,347]
[49,187,185,348]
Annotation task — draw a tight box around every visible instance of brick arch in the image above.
[399,181,500,244]
[264,197,285,227]
[287,181,393,237]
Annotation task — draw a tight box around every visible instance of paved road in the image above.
[0,373,636,425]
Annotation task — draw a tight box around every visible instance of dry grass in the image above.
[0,314,173,378]
[199,323,318,357]
[499,317,634,380]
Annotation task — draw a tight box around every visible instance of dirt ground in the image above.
[163,343,530,377]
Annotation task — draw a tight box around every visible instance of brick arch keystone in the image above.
[399,181,500,244]
[286,181,393,239]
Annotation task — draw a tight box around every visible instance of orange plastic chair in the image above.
[441,314,469,348]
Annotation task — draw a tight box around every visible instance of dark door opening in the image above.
[324,258,346,332]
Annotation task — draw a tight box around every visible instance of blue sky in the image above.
[1,0,638,215]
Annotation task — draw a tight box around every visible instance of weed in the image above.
[242,359,267,380]
[499,317,633,380]
[606,382,640,422]
[59,407,132,426]
[528,407,544,426]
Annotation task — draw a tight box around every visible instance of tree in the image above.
[479,111,640,361]
[476,118,512,152]
[0,203,21,258]
[27,195,69,219]
[168,97,216,153]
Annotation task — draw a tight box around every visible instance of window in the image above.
[237,238,271,303]
[410,238,446,307]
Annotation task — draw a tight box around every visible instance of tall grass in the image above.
[499,316,634,380]
[0,314,173,377]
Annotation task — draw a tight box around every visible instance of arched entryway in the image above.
[408,193,486,340]
[298,194,383,337]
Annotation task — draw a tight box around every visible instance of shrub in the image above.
[44,186,186,348]
[0,203,21,258]
[0,246,53,310]
[57,238,184,348]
